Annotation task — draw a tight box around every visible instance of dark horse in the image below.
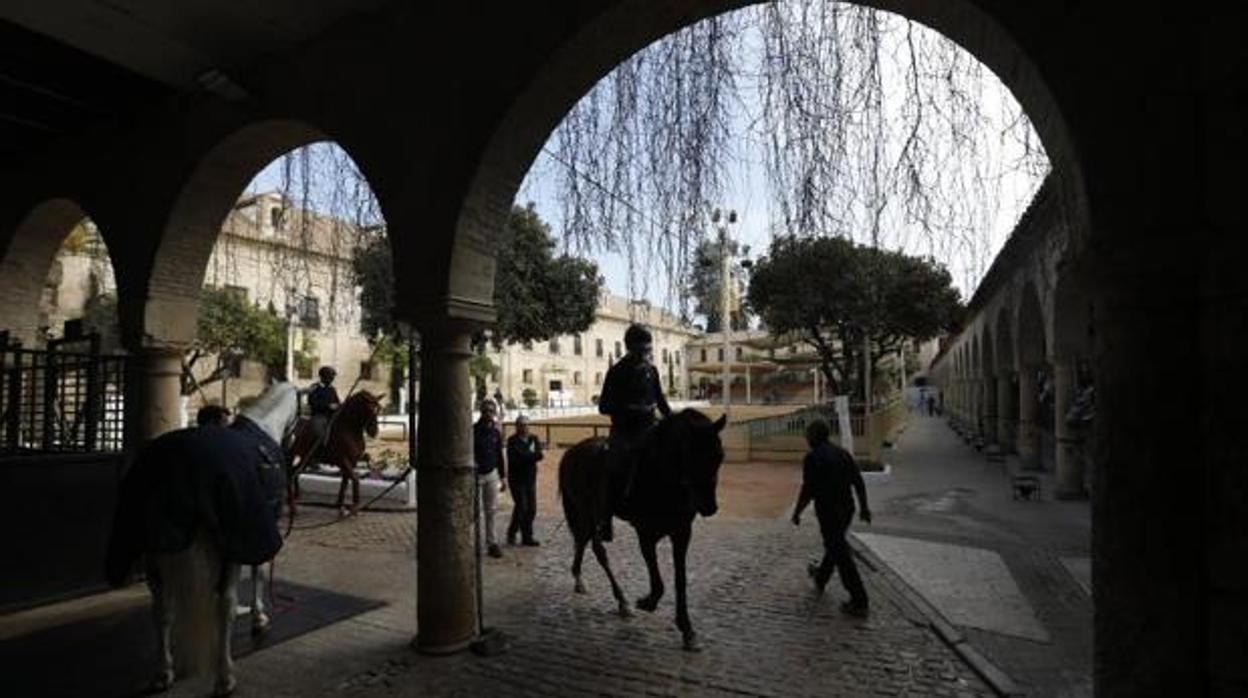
[559,409,727,651]
[286,391,381,516]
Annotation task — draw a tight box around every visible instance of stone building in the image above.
[488,292,697,407]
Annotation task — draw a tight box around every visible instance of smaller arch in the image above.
[0,199,96,344]
[1016,280,1047,368]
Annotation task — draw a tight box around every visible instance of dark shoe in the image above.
[839,601,869,618]
[522,539,541,547]
[487,544,503,559]
[506,534,516,546]
[807,562,826,592]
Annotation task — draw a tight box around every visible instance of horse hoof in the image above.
[574,581,587,594]
[682,633,702,653]
[618,604,633,619]
[251,612,271,635]
[212,675,237,697]
[636,596,659,613]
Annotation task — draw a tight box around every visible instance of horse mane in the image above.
[237,382,298,442]
[338,391,378,422]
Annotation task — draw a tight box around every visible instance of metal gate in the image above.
[0,331,127,454]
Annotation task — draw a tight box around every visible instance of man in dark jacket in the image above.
[506,415,544,546]
[597,323,672,538]
[791,418,872,616]
[305,366,341,454]
[474,399,507,558]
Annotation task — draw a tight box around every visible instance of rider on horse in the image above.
[305,365,341,456]
[598,323,672,540]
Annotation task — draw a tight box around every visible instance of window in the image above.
[700,349,707,363]
[675,352,681,367]
[574,371,582,385]
[662,348,669,364]
[769,347,776,359]
[594,372,602,386]
[549,380,563,392]
[595,338,604,357]
[790,344,798,355]
[614,341,622,359]
[224,285,248,303]
[717,348,724,362]
[359,360,375,381]
[269,207,283,230]
[735,346,743,360]
[522,369,533,384]
[298,295,320,329]
[549,337,561,355]
[573,335,583,356]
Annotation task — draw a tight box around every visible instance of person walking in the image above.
[597,323,672,539]
[791,418,872,617]
[506,414,544,546]
[474,399,507,558]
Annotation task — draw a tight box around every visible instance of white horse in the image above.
[109,382,298,696]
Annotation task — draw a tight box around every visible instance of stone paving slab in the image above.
[853,532,1049,643]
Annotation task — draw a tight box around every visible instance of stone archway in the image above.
[994,306,1016,450]
[1015,281,1047,466]
[0,199,96,345]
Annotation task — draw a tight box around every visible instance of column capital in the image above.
[397,295,497,328]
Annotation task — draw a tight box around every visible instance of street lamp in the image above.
[711,208,738,413]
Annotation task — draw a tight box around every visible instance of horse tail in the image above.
[161,528,229,677]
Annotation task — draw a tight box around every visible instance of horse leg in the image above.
[250,563,270,635]
[145,560,175,692]
[671,522,700,651]
[572,533,589,594]
[635,531,665,613]
[213,562,240,697]
[350,468,361,514]
[590,537,632,617]
[335,462,349,515]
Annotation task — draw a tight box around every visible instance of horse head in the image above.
[672,410,727,518]
[350,391,382,438]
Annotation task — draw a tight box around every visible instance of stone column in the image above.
[982,377,998,443]
[1053,361,1086,498]
[124,346,185,448]
[997,372,1016,452]
[1017,367,1040,467]
[413,319,479,654]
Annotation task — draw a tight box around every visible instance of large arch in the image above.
[440,0,1086,329]
[0,199,97,345]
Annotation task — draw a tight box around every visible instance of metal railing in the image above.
[0,333,127,454]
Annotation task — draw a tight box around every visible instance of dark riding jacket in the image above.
[473,419,506,478]
[797,442,867,523]
[308,382,340,417]
[599,353,672,442]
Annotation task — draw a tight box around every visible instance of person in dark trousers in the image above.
[506,414,544,546]
[791,418,872,616]
[474,399,507,558]
[597,323,672,539]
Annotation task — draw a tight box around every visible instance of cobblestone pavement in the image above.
[861,414,1093,698]
[154,493,990,697]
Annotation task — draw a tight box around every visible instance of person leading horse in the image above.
[598,323,671,540]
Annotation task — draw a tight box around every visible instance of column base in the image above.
[411,633,478,656]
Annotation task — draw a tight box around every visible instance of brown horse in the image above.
[559,409,726,651]
[287,391,381,516]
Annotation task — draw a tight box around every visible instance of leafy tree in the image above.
[686,237,751,332]
[182,287,286,396]
[353,204,603,351]
[747,235,961,403]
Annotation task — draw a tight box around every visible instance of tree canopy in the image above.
[181,286,288,396]
[747,235,961,401]
[353,204,603,350]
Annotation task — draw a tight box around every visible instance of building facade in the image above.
[487,293,698,408]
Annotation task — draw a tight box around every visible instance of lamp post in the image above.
[711,208,738,414]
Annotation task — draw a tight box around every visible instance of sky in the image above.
[248,4,1048,322]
